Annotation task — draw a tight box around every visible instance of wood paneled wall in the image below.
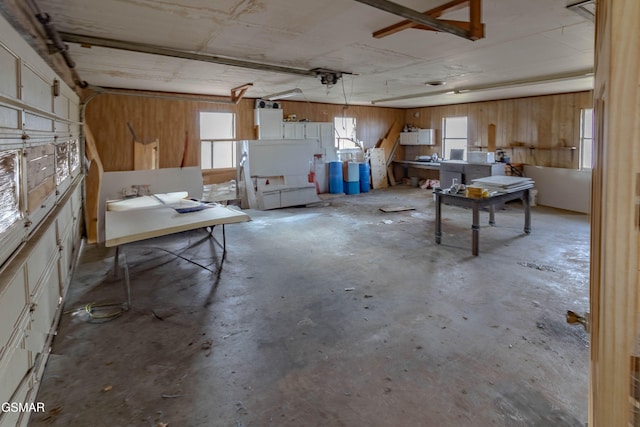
[84,90,591,174]
[84,93,256,172]
[404,91,593,168]
[84,93,404,173]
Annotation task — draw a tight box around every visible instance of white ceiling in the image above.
[10,0,595,108]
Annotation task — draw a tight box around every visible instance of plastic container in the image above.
[410,176,419,187]
[344,181,360,195]
[346,162,360,182]
[329,161,343,194]
[359,163,370,193]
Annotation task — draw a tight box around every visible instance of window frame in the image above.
[579,108,594,170]
[442,116,469,161]
[199,111,237,170]
[334,116,359,150]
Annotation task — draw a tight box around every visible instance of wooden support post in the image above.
[469,0,482,40]
[589,0,640,425]
[83,126,104,244]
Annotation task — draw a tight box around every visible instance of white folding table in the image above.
[104,194,251,309]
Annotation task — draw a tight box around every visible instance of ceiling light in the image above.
[262,88,303,101]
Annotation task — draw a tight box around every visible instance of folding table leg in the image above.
[472,204,480,256]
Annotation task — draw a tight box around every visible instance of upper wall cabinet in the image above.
[254,109,284,139]
[400,129,435,145]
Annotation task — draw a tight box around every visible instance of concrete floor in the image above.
[29,186,590,427]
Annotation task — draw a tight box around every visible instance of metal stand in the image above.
[114,246,131,311]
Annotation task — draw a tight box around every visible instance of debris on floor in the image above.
[379,206,415,213]
[517,261,557,272]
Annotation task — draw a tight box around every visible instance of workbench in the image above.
[434,186,532,256]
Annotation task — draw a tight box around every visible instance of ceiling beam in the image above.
[59,32,317,78]
[371,0,483,40]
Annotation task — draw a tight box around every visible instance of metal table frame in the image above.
[435,187,532,256]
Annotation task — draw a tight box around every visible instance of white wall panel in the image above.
[26,263,59,354]
[0,43,18,99]
[21,65,51,112]
[0,13,82,422]
[23,112,53,132]
[25,226,56,296]
[0,105,19,130]
[0,324,29,404]
[0,267,27,355]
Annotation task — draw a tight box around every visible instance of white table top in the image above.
[105,204,251,247]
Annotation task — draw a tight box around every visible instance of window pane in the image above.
[444,116,467,139]
[200,112,234,139]
[212,141,236,169]
[0,150,21,234]
[582,138,593,169]
[334,117,357,149]
[443,116,468,160]
[583,108,593,139]
[580,108,594,169]
[201,141,212,169]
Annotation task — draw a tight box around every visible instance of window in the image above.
[442,116,468,160]
[580,108,593,169]
[200,112,236,169]
[0,150,21,235]
[334,117,358,149]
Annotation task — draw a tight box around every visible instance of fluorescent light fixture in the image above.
[263,88,303,101]
[371,68,594,104]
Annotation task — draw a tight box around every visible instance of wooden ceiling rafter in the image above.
[372,0,484,40]
[230,83,253,104]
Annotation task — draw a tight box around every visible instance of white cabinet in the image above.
[400,129,435,145]
[280,122,335,159]
[283,122,305,139]
[254,109,283,139]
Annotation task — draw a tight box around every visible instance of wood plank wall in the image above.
[84,93,256,172]
[84,93,405,174]
[403,91,592,168]
[85,90,591,177]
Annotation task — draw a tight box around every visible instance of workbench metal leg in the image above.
[472,205,480,256]
[523,189,531,234]
[222,224,226,258]
[121,250,131,310]
[114,245,120,275]
[112,245,131,311]
[435,193,442,244]
[208,224,227,259]
[489,204,495,226]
